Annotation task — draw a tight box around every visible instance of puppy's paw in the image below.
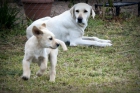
[49,79,55,82]
[22,76,29,80]
[49,75,55,82]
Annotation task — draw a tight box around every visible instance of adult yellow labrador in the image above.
[26,3,112,47]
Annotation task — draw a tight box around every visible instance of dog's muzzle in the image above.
[77,17,85,26]
[77,17,83,23]
[50,43,59,49]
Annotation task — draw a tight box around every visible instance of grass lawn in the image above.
[0,16,140,93]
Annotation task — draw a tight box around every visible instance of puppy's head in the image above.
[70,3,95,27]
[32,24,59,49]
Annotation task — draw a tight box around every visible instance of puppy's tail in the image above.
[55,39,67,51]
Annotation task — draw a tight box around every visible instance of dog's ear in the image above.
[32,26,43,37]
[41,23,46,27]
[70,5,76,19]
[91,7,95,19]
[40,23,46,29]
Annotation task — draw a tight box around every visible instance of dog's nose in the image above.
[77,17,82,23]
[56,43,59,47]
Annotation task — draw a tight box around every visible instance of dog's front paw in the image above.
[99,39,111,43]
[100,43,112,47]
[22,76,29,80]
[103,40,111,43]
[104,43,112,47]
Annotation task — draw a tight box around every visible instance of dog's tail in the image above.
[55,39,67,51]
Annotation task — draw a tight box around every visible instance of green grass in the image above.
[0,16,140,93]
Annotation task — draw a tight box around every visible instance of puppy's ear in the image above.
[70,5,76,19]
[32,26,43,37]
[91,7,95,19]
[41,23,46,27]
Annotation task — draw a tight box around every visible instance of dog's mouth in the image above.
[49,44,60,49]
[78,22,85,27]
[49,46,57,49]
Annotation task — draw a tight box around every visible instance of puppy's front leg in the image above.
[49,49,58,82]
[36,57,47,76]
[22,59,31,80]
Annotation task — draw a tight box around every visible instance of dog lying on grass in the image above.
[22,23,67,82]
[26,3,112,47]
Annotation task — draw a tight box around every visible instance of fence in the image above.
[18,0,95,21]
[3,0,140,26]
[6,0,95,26]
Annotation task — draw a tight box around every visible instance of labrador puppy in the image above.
[22,24,67,82]
[26,3,112,47]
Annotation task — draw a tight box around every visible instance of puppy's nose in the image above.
[56,43,59,47]
[77,17,82,23]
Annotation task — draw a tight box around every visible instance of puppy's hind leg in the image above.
[36,57,48,77]
[49,49,58,82]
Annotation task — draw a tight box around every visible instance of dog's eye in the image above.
[49,37,53,40]
[76,10,79,13]
[84,10,88,13]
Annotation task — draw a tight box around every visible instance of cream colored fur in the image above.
[22,24,67,82]
[26,3,112,47]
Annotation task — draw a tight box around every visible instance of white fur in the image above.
[22,25,67,82]
[26,3,112,47]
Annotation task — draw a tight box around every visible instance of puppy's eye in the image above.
[76,10,79,13]
[84,10,88,13]
[49,37,53,40]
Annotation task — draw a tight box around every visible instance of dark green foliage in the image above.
[0,0,19,29]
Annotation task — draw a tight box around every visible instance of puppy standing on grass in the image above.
[22,24,67,82]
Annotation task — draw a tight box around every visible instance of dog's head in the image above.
[32,23,59,49]
[70,3,95,27]
[32,23,68,51]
